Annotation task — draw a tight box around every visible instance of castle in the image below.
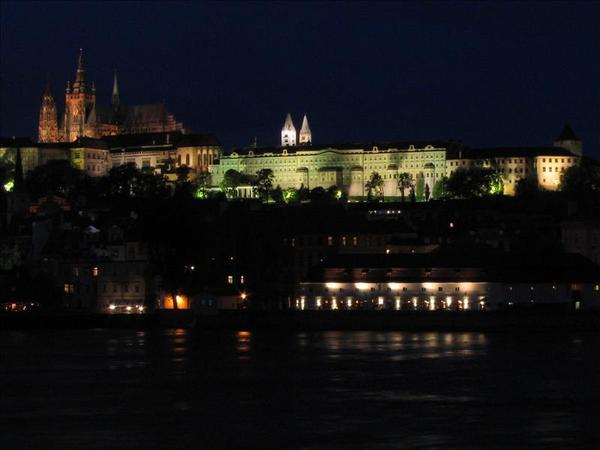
[211,118,582,197]
[38,49,183,143]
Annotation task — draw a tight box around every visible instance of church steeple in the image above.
[38,77,60,142]
[299,114,312,144]
[112,69,120,109]
[281,113,296,146]
[72,48,86,93]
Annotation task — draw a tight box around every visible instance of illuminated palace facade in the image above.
[38,49,183,143]
[210,119,581,196]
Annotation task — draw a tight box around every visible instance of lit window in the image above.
[352,236,358,246]
[327,236,333,246]
[342,236,347,246]
[227,275,233,285]
[92,267,99,277]
[240,275,245,284]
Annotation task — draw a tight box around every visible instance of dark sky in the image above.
[1,1,599,156]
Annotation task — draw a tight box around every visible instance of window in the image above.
[63,283,75,294]
[92,267,99,277]
[353,236,358,246]
[240,275,245,284]
[342,236,347,246]
[227,275,234,285]
[327,236,333,246]
[455,287,460,292]
[438,287,443,292]
[135,285,140,293]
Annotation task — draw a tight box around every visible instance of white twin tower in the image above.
[281,113,312,146]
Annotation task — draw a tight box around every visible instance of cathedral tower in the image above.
[64,49,97,141]
[38,79,60,142]
[281,113,296,146]
[299,114,312,144]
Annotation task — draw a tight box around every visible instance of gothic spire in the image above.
[112,69,120,108]
[299,114,312,144]
[73,48,86,93]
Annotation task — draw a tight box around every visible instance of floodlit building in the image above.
[38,49,183,143]
[446,146,579,195]
[211,141,448,198]
[296,252,600,311]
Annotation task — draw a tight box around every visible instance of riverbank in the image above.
[2,310,600,332]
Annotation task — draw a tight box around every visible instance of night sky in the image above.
[1,1,599,157]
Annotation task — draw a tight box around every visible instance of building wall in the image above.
[211,145,447,197]
[446,154,578,194]
[296,281,600,311]
[536,155,579,191]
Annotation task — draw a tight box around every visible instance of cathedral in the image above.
[281,113,311,146]
[38,49,183,143]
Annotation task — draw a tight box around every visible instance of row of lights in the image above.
[299,295,481,311]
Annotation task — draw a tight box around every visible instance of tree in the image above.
[283,187,299,204]
[409,186,416,203]
[560,163,600,198]
[220,169,243,198]
[424,183,430,201]
[101,163,169,199]
[25,159,88,200]
[397,172,413,202]
[255,168,274,202]
[326,185,345,202]
[365,172,384,201]
[415,172,425,201]
[432,177,448,199]
[193,172,212,199]
[310,186,327,202]
[446,167,504,199]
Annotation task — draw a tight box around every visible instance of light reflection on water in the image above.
[0,329,599,449]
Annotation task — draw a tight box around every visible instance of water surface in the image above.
[1,329,598,449]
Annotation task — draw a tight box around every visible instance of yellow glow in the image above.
[388,282,401,290]
[378,296,384,306]
[429,298,436,311]
[355,282,369,290]
[108,304,116,311]
[326,282,340,289]
[463,296,469,310]
[395,298,401,310]
[347,298,352,308]
[446,296,453,307]
[164,294,190,309]
[412,297,418,309]
[423,282,434,290]
[240,292,247,300]
[332,297,338,310]
[300,297,305,310]
[316,297,322,308]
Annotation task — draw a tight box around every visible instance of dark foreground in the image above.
[3,309,600,332]
[1,329,599,449]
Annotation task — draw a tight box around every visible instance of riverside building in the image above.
[296,252,600,311]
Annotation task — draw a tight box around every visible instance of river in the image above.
[1,329,598,449]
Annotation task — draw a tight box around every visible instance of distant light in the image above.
[126,306,132,311]
[449,222,454,228]
[108,304,116,310]
[385,249,390,254]
[388,282,401,290]
[240,292,247,300]
[355,282,369,290]
[326,282,340,290]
